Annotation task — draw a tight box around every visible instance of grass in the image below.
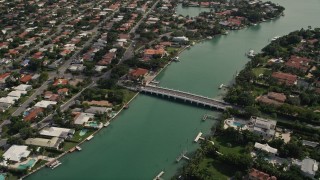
[121,89,137,103]
[198,158,238,180]
[252,67,271,77]
[31,160,47,171]
[213,137,245,155]
[166,47,180,54]
[6,173,18,180]
[62,142,78,151]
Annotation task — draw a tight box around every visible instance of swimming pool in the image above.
[18,159,36,170]
[233,122,243,127]
[79,129,88,136]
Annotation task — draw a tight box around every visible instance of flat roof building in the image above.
[39,127,75,139]
[2,145,31,166]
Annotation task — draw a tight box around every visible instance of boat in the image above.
[75,146,82,151]
[246,49,255,57]
[271,36,280,41]
[172,56,180,62]
[223,31,229,35]
[207,36,212,39]
[86,135,94,141]
[219,84,224,89]
[124,104,129,109]
[104,121,110,127]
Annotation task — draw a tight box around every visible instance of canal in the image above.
[28,0,320,179]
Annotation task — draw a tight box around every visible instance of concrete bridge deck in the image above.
[138,85,233,111]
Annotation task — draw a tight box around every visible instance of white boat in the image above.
[172,56,180,62]
[271,36,280,41]
[75,146,82,151]
[247,49,255,57]
[207,36,213,39]
[104,121,110,127]
[219,84,224,89]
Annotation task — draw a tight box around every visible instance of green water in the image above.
[28,0,320,179]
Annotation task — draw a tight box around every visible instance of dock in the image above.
[194,132,204,143]
[202,114,218,121]
[104,121,110,127]
[176,150,190,162]
[86,135,94,141]
[153,171,164,180]
[46,160,62,169]
[150,80,160,85]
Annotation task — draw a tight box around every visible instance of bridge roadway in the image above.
[138,85,233,111]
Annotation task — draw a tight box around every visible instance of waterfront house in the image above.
[82,100,113,107]
[129,68,149,81]
[74,112,95,125]
[271,72,297,86]
[25,137,64,150]
[1,145,31,166]
[172,36,189,43]
[250,116,277,139]
[85,106,110,115]
[39,127,75,139]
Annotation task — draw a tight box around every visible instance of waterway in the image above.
[28,0,320,179]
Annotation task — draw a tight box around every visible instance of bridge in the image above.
[137,85,233,111]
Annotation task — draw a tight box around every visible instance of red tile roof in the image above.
[271,72,297,86]
[130,68,148,77]
[285,56,311,73]
[24,108,44,121]
[249,168,277,180]
[20,74,33,84]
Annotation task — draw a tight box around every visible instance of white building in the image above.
[250,116,277,139]
[7,90,27,98]
[14,84,32,91]
[25,137,64,150]
[172,36,189,42]
[294,157,319,178]
[1,145,31,166]
[0,96,19,104]
[254,142,278,155]
[39,127,75,139]
[34,100,57,108]
[74,112,95,125]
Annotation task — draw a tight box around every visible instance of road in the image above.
[121,0,161,62]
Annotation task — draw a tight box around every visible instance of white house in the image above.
[74,113,95,125]
[7,90,27,98]
[1,145,31,166]
[34,100,57,108]
[14,84,32,91]
[39,127,75,139]
[294,157,319,178]
[254,142,278,155]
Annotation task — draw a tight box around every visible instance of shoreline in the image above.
[21,5,284,179]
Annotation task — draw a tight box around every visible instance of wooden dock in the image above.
[202,114,218,121]
[194,132,203,143]
[153,171,164,180]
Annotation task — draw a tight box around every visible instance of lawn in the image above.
[62,142,78,151]
[166,47,180,54]
[198,158,238,180]
[213,137,245,155]
[252,68,271,77]
[31,160,47,171]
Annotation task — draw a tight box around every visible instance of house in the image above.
[85,106,110,114]
[14,84,32,91]
[24,107,44,121]
[172,36,189,42]
[98,52,116,65]
[0,103,11,112]
[25,137,64,150]
[0,96,19,105]
[254,142,278,155]
[34,100,57,108]
[248,168,277,180]
[1,145,31,166]
[293,158,319,178]
[0,72,11,83]
[74,112,95,125]
[129,68,148,80]
[302,140,319,148]
[250,116,277,139]
[143,48,166,60]
[39,127,75,139]
[57,88,69,96]
[257,92,286,106]
[285,56,311,73]
[53,78,68,86]
[8,90,27,98]
[271,72,297,86]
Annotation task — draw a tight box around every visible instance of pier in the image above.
[202,114,218,121]
[137,85,233,111]
[176,150,190,162]
[194,132,205,143]
[153,171,164,180]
